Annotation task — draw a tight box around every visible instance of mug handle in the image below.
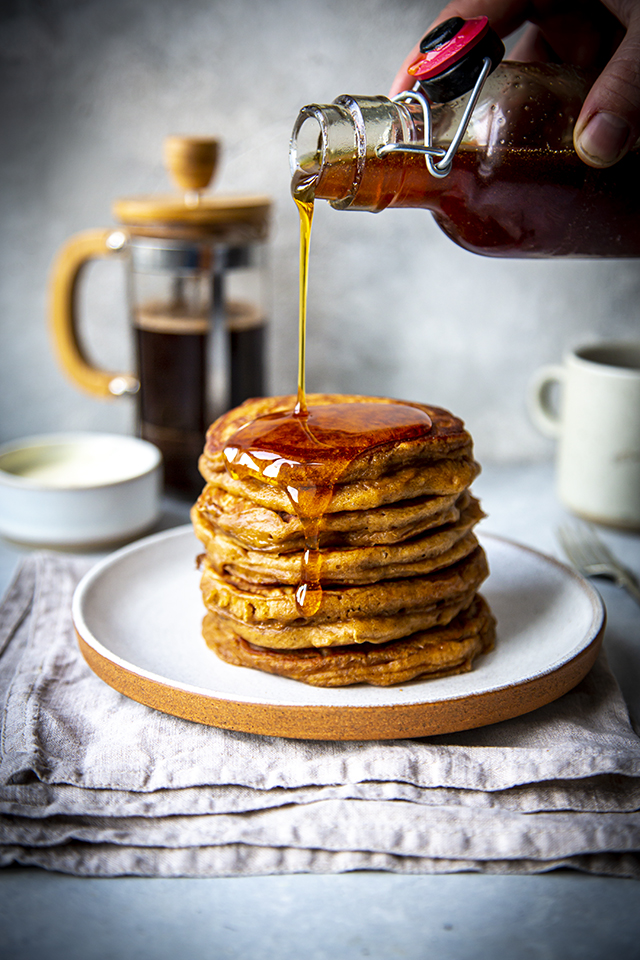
[528,364,565,438]
[48,228,139,399]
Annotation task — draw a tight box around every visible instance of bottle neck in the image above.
[290,102,360,205]
[290,96,425,212]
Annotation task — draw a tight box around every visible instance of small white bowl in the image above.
[0,433,163,548]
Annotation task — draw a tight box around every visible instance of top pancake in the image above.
[199,394,478,513]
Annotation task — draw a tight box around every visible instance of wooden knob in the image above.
[163,136,219,195]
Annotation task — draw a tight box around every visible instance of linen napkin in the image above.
[1,552,640,878]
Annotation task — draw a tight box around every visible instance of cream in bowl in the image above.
[0,433,162,548]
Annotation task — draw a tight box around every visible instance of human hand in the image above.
[389,1,639,168]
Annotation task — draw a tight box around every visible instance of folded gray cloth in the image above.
[1,552,640,878]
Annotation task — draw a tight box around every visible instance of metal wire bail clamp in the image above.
[377,56,492,179]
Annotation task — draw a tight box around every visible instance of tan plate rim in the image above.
[73,531,605,741]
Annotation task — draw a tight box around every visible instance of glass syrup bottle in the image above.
[290,17,639,258]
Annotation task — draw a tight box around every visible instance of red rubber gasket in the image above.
[408,17,490,80]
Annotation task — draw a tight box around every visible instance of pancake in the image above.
[200,454,480,514]
[194,484,468,551]
[200,394,474,482]
[198,547,489,649]
[202,595,496,687]
[192,497,484,586]
[202,590,479,649]
[199,394,480,514]
[198,544,488,625]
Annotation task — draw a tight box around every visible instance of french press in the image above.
[49,136,271,496]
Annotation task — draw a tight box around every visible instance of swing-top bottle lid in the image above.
[112,136,271,242]
[408,17,505,102]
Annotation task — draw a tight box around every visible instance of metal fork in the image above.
[558,521,640,607]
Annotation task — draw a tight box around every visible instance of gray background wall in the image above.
[1,0,638,466]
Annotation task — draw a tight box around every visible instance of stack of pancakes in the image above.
[191,394,495,687]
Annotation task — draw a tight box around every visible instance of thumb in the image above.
[574,29,640,167]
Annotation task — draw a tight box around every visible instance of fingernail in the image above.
[575,111,631,167]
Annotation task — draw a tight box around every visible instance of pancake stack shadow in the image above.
[191,394,495,687]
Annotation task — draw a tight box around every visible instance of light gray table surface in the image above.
[1,461,640,960]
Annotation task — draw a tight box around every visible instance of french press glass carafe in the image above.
[50,136,271,496]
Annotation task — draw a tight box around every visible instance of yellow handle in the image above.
[48,228,139,399]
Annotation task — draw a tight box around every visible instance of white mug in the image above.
[529,341,640,529]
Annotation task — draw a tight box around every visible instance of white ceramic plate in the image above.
[72,526,605,740]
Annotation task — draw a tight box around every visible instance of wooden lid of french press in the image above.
[112,136,271,241]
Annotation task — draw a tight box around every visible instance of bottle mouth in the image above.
[289,96,406,209]
[289,108,325,201]
[289,102,364,205]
